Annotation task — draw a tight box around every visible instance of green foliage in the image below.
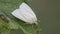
[0,0,41,34]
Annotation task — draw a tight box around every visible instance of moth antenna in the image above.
[35,19,40,26]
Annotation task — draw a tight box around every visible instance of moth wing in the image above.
[20,8,35,24]
[11,9,27,22]
[19,2,37,21]
[12,2,38,24]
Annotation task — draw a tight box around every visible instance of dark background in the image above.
[30,0,60,34]
[11,0,60,34]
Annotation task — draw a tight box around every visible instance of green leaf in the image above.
[1,28,10,34]
[0,18,10,34]
[0,0,41,34]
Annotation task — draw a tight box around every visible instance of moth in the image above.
[11,2,38,25]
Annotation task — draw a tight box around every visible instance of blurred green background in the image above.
[11,0,60,34]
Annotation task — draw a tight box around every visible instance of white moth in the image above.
[11,2,38,25]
